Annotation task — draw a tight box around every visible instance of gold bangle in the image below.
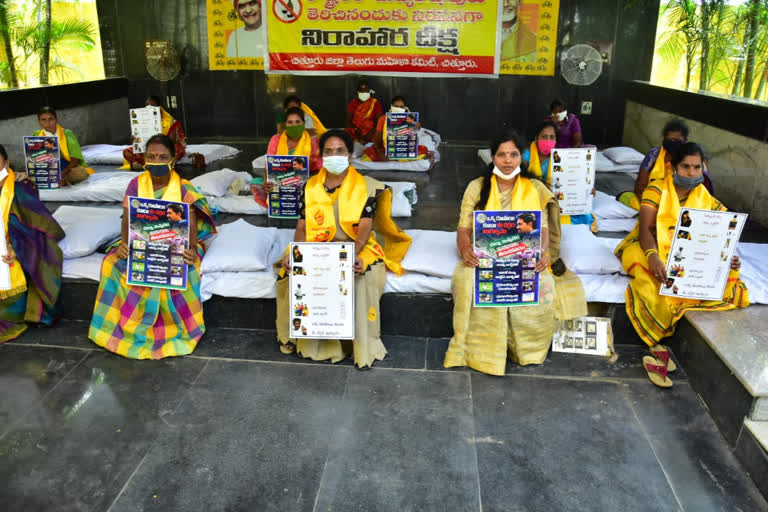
[644,248,658,257]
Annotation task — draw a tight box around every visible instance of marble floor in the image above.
[1,325,766,512]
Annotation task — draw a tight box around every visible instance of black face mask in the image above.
[145,163,172,177]
[662,139,683,153]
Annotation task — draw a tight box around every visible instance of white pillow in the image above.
[401,229,459,278]
[577,273,630,303]
[593,191,638,219]
[200,271,277,302]
[62,253,104,281]
[384,181,418,217]
[54,206,123,259]
[190,169,242,197]
[384,272,452,294]
[601,146,645,165]
[201,220,277,273]
[596,218,637,233]
[559,224,622,275]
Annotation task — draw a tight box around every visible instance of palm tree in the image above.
[39,0,51,84]
[655,0,701,90]
[0,0,19,88]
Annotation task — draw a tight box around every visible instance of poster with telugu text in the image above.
[386,112,419,160]
[207,0,267,70]
[129,107,162,154]
[127,197,190,290]
[289,242,355,339]
[23,136,60,189]
[473,210,541,307]
[266,154,309,218]
[265,0,502,76]
[552,316,613,357]
[499,0,560,76]
[549,147,595,216]
[659,209,747,301]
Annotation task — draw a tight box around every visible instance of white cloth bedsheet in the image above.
[597,218,637,233]
[593,191,637,219]
[62,252,105,281]
[81,144,240,165]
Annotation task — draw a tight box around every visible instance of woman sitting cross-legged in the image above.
[89,134,216,359]
[0,144,65,343]
[276,129,412,369]
[615,142,748,388]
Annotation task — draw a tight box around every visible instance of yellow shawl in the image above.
[276,130,312,157]
[304,166,411,274]
[649,146,670,182]
[527,142,550,186]
[656,174,713,264]
[485,174,541,211]
[0,168,28,298]
[34,125,94,174]
[300,103,327,136]
[137,169,183,202]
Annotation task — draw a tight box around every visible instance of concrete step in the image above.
[737,420,768,499]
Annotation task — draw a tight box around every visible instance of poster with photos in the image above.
[126,196,190,290]
[289,242,355,340]
[473,210,541,307]
[549,147,596,215]
[23,135,60,189]
[266,154,309,219]
[552,316,613,357]
[385,112,419,160]
[129,106,162,154]
[660,209,747,301]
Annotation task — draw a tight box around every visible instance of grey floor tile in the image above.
[425,337,467,372]
[0,352,207,512]
[0,345,88,436]
[625,381,768,511]
[314,370,481,512]
[471,375,679,512]
[374,335,427,370]
[10,319,94,350]
[110,361,350,512]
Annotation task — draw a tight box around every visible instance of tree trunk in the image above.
[754,62,768,100]
[685,48,693,90]
[0,1,18,87]
[39,0,52,85]
[743,0,760,97]
[699,2,711,91]
[732,56,745,95]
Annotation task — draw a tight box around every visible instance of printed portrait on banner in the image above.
[207,0,266,70]
[499,0,559,76]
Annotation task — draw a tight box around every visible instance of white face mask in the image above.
[390,106,407,113]
[358,91,371,102]
[555,110,568,122]
[323,156,349,175]
[493,166,520,181]
[0,167,7,183]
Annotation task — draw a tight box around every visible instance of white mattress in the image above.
[80,144,240,165]
[596,218,637,233]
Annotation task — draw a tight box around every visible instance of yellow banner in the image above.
[265,0,501,76]
[499,0,559,76]
[207,0,266,70]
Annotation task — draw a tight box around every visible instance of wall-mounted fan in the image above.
[560,44,603,86]
[145,40,181,82]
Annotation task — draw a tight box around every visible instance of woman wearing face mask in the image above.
[444,132,587,376]
[0,144,65,343]
[277,130,412,369]
[33,106,93,186]
[345,80,383,144]
[276,95,326,137]
[526,120,596,230]
[89,135,217,359]
[266,107,322,173]
[548,99,583,148]
[363,95,428,162]
[614,142,748,388]
[618,119,714,211]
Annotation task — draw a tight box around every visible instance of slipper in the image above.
[279,341,296,355]
[649,345,677,372]
[643,356,673,388]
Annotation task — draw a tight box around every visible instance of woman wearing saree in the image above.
[526,120,596,231]
[444,132,587,376]
[89,135,216,359]
[34,106,93,186]
[276,95,327,137]
[122,96,197,170]
[276,130,412,369]
[0,144,65,343]
[345,80,383,144]
[266,107,322,173]
[615,142,748,387]
[362,95,429,162]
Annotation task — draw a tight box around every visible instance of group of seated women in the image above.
[0,104,750,387]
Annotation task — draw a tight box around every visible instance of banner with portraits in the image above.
[206,0,559,75]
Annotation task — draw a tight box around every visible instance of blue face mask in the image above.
[145,162,172,177]
[673,172,704,190]
[662,138,683,153]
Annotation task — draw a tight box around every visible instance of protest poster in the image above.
[660,209,748,301]
[23,136,60,189]
[552,316,614,357]
[206,0,266,70]
[266,155,309,219]
[499,0,560,76]
[129,106,162,154]
[289,242,355,340]
[126,196,190,290]
[549,147,596,215]
[473,210,541,307]
[385,112,420,160]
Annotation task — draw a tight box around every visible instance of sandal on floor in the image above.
[649,345,677,372]
[643,356,673,388]
[279,341,296,355]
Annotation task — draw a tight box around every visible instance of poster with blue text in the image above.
[386,112,419,160]
[473,210,541,307]
[266,155,309,219]
[127,196,190,290]
[23,136,60,189]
